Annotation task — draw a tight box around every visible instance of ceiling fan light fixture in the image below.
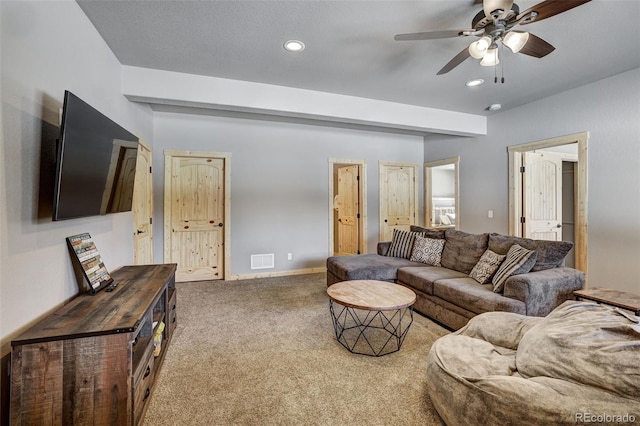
[480,47,500,66]
[468,36,492,59]
[503,31,529,53]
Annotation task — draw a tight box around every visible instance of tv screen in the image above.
[53,91,139,221]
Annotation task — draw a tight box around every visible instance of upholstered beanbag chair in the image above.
[427,301,640,426]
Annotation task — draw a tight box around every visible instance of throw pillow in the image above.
[492,244,537,293]
[469,249,506,284]
[410,236,446,266]
[387,229,423,259]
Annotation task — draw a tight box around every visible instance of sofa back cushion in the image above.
[409,225,446,239]
[440,229,489,274]
[488,233,573,271]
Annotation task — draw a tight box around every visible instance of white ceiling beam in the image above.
[121,66,486,136]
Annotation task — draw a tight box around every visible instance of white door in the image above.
[379,162,418,241]
[523,151,563,241]
[133,142,153,264]
[164,152,227,282]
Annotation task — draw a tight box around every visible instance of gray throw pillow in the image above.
[492,244,537,293]
[410,236,446,266]
[469,249,506,284]
[387,229,424,259]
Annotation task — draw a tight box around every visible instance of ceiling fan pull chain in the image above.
[501,43,505,83]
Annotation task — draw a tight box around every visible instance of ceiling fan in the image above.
[394,0,591,76]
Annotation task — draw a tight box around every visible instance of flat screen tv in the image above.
[53,91,139,221]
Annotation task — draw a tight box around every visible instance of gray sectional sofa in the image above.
[326,227,585,330]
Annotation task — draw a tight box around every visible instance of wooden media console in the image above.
[10,264,177,425]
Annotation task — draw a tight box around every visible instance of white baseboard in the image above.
[227,267,327,281]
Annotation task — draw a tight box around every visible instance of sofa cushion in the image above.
[488,233,573,272]
[387,229,424,259]
[440,229,489,274]
[410,236,445,266]
[397,266,468,295]
[492,244,537,293]
[409,225,446,239]
[433,277,526,315]
[469,249,506,284]
[326,254,424,282]
[517,301,640,399]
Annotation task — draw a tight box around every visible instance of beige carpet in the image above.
[143,273,448,426]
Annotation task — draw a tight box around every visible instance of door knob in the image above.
[136,230,144,235]
[218,223,223,227]
[557,224,562,228]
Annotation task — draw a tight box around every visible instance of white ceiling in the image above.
[77,0,640,116]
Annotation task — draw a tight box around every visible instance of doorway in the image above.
[508,132,588,275]
[425,157,460,230]
[328,158,366,256]
[164,150,231,282]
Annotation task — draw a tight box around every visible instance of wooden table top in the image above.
[574,287,640,313]
[327,280,416,311]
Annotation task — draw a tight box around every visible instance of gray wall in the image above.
[1,1,153,342]
[424,68,640,293]
[153,111,424,276]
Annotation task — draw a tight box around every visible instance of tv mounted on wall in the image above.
[53,91,139,221]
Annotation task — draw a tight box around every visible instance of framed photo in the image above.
[66,233,114,294]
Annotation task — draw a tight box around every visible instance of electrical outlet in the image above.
[287,253,293,260]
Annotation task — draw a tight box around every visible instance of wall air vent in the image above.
[251,253,275,270]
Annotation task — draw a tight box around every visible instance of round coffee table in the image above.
[327,280,417,356]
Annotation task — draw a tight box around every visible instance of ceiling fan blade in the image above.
[394,30,468,41]
[518,33,555,58]
[437,48,471,75]
[517,0,591,25]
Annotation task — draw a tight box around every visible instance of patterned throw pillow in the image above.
[469,249,506,284]
[387,229,424,259]
[492,244,537,293]
[410,236,446,266]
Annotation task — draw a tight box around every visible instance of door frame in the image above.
[424,156,460,230]
[508,131,588,275]
[328,158,367,255]
[163,150,232,280]
[379,161,419,241]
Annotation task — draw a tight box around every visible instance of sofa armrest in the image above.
[377,241,391,256]
[503,267,585,317]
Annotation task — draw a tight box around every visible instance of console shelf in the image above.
[10,264,177,426]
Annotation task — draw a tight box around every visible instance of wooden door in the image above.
[335,164,360,255]
[165,153,226,282]
[523,151,563,240]
[380,162,417,241]
[133,142,153,264]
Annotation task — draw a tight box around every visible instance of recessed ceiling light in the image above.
[466,79,484,87]
[284,40,305,52]
[488,103,502,111]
